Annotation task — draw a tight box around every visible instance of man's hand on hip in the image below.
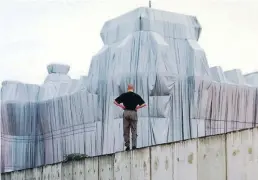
[114,100,125,109]
[136,103,146,111]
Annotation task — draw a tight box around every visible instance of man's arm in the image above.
[114,94,125,109]
[135,95,146,110]
[136,103,146,110]
[114,100,125,109]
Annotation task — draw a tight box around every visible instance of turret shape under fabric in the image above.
[89,7,210,93]
[44,63,71,83]
[98,7,209,79]
[100,7,202,45]
[224,69,246,85]
[210,66,228,83]
[244,72,258,86]
[39,63,73,100]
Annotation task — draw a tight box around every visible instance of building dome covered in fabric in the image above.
[100,7,202,45]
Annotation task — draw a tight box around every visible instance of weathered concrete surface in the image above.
[24,167,42,180]
[114,151,131,180]
[151,144,173,180]
[99,155,114,180]
[226,129,258,180]
[2,127,258,180]
[198,135,226,180]
[174,139,197,180]
[85,157,98,180]
[131,148,150,180]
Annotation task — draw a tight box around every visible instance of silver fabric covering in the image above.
[1,7,258,172]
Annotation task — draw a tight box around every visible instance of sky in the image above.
[1,0,258,85]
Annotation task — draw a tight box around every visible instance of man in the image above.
[114,84,146,151]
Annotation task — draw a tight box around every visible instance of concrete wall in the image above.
[2,127,258,180]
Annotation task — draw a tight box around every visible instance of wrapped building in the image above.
[1,7,258,172]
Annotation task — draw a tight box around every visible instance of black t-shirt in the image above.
[115,92,145,111]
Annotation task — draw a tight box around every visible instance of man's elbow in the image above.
[138,103,146,109]
[114,101,119,105]
[141,103,147,107]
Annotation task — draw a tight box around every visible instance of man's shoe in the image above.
[132,146,136,150]
[125,147,130,151]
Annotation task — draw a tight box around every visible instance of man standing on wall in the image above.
[114,84,146,151]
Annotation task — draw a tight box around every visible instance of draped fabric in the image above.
[1,7,258,172]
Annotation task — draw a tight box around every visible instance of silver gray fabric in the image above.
[224,69,247,85]
[1,7,258,172]
[245,72,258,86]
[210,66,228,83]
